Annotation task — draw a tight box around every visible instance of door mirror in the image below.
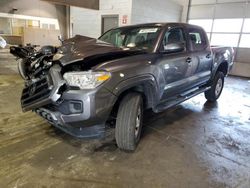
[162,43,185,54]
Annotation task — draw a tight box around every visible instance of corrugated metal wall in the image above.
[188,0,250,77]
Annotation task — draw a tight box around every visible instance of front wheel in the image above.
[205,71,225,102]
[115,92,143,151]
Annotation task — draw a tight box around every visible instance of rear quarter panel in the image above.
[211,46,234,77]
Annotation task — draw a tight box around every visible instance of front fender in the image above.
[112,74,160,109]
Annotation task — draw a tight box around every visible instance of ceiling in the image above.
[42,0,99,10]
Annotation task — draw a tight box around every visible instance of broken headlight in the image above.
[63,71,111,89]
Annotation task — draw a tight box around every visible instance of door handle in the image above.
[186,57,192,63]
[206,53,211,59]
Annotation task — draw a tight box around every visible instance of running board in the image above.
[154,86,211,113]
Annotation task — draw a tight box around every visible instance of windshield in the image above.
[98,26,162,51]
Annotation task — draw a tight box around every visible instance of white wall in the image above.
[70,0,132,38]
[70,0,184,38]
[70,7,100,38]
[23,28,61,46]
[131,0,183,24]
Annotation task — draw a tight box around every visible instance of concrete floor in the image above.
[0,49,250,187]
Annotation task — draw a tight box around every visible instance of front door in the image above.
[156,27,194,100]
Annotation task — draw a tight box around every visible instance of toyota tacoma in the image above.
[10,23,234,151]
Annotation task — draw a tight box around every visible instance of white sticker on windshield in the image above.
[139,28,158,34]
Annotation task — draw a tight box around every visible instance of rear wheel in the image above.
[205,71,225,102]
[115,92,143,151]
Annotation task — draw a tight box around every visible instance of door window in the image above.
[162,28,186,51]
[188,28,207,52]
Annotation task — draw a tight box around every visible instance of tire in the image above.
[205,71,225,102]
[115,92,143,151]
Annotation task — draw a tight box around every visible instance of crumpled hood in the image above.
[55,35,126,66]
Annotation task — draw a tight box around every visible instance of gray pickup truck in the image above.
[11,23,234,151]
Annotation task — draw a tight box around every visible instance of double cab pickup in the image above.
[11,23,234,151]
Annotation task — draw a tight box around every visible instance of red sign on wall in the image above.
[122,15,128,24]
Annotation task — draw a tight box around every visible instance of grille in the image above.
[21,76,52,108]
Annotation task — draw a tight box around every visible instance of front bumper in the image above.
[22,65,117,138]
[35,108,106,138]
[35,87,117,138]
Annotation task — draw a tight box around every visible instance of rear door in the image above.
[187,27,213,87]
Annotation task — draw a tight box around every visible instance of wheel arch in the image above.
[216,61,228,76]
[109,75,159,119]
[210,60,229,83]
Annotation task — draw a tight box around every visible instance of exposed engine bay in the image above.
[10,44,56,80]
[10,44,61,111]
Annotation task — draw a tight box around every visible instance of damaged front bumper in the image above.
[21,65,117,138]
[21,65,66,112]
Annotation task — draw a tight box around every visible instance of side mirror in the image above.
[162,43,185,54]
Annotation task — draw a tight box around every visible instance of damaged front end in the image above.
[11,34,148,138]
[11,35,129,138]
[10,44,66,112]
[17,60,111,138]
[21,65,66,112]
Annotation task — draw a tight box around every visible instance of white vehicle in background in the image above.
[0,36,7,48]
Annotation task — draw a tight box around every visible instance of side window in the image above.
[162,28,186,51]
[188,28,207,51]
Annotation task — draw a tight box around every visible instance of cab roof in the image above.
[115,22,203,31]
